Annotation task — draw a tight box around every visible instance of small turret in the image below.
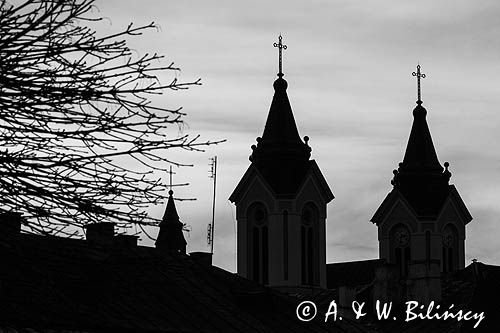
[156,189,187,254]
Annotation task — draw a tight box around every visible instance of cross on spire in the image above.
[412,64,426,104]
[166,165,176,195]
[273,34,287,78]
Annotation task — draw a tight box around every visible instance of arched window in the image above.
[301,203,319,286]
[283,210,288,281]
[442,225,458,273]
[390,224,411,277]
[247,202,269,284]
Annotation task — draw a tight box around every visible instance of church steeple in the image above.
[249,35,312,196]
[390,65,451,216]
[399,64,443,174]
[399,101,443,173]
[230,35,333,288]
[249,76,311,164]
[372,64,472,286]
[155,189,187,254]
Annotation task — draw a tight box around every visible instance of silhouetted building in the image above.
[155,189,187,254]
[0,213,372,332]
[372,97,472,275]
[369,83,472,304]
[228,55,497,330]
[230,71,333,288]
[1,38,498,331]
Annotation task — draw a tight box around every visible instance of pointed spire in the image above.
[260,77,302,147]
[162,189,180,222]
[250,76,310,164]
[400,102,443,173]
[400,65,442,173]
[261,34,299,146]
[250,34,310,164]
[391,65,452,216]
[248,35,311,195]
[155,189,187,254]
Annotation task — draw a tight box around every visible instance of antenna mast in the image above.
[207,156,217,254]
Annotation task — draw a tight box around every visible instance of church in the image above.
[229,36,498,330]
[230,37,471,289]
[1,36,499,332]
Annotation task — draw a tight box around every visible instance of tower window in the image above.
[391,225,411,277]
[283,211,288,280]
[442,225,458,273]
[252,227,260,282]
[262,226,269,285]
[247,203,269,284]
[301,203,319,286]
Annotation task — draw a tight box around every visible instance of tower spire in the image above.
[412,64,426,104]
[155,167,187,254]
[400,64,442,173]
[273,34,287,78]
[247,35,312,195]
[230,36,333,288]
[387,65,453,216]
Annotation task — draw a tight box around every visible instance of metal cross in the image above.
[166,165,176,192]
[273,34,287,78]
[412,64,426,102]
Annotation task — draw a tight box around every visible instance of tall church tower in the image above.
[371,65,472,282]
[229,36,334,288]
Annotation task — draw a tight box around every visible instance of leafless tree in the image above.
[0,0,219,236]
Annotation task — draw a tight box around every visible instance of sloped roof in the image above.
[400,102,443,173]
[260,78,303,148]
[327,259,385,288]
[398,182,451,218]
[370,187,441,224]
[367,262,500,332]
[374,100,459,221]
[230,160,334,203]
[244,77,323,197]
[371,185,472,225]
[230,75,333,201]
[254,158,311,198]
[0,232,364,332]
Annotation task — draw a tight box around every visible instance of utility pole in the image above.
[207,156,217,255]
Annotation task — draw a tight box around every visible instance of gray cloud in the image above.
[93,0,500,271]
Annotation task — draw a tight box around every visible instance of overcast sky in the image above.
[94,0,500,271]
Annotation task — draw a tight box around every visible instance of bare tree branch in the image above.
[0,0,223,236]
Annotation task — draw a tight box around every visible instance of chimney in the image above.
[0,211,21,239]
[190,252,213,266]
[114,234,138,248]
[85,222,115,247]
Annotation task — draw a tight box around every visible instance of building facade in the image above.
[230,53,334,288]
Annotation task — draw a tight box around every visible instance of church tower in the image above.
[229,36,334,288]
[156,188,187,254]
[371,65,472,283]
